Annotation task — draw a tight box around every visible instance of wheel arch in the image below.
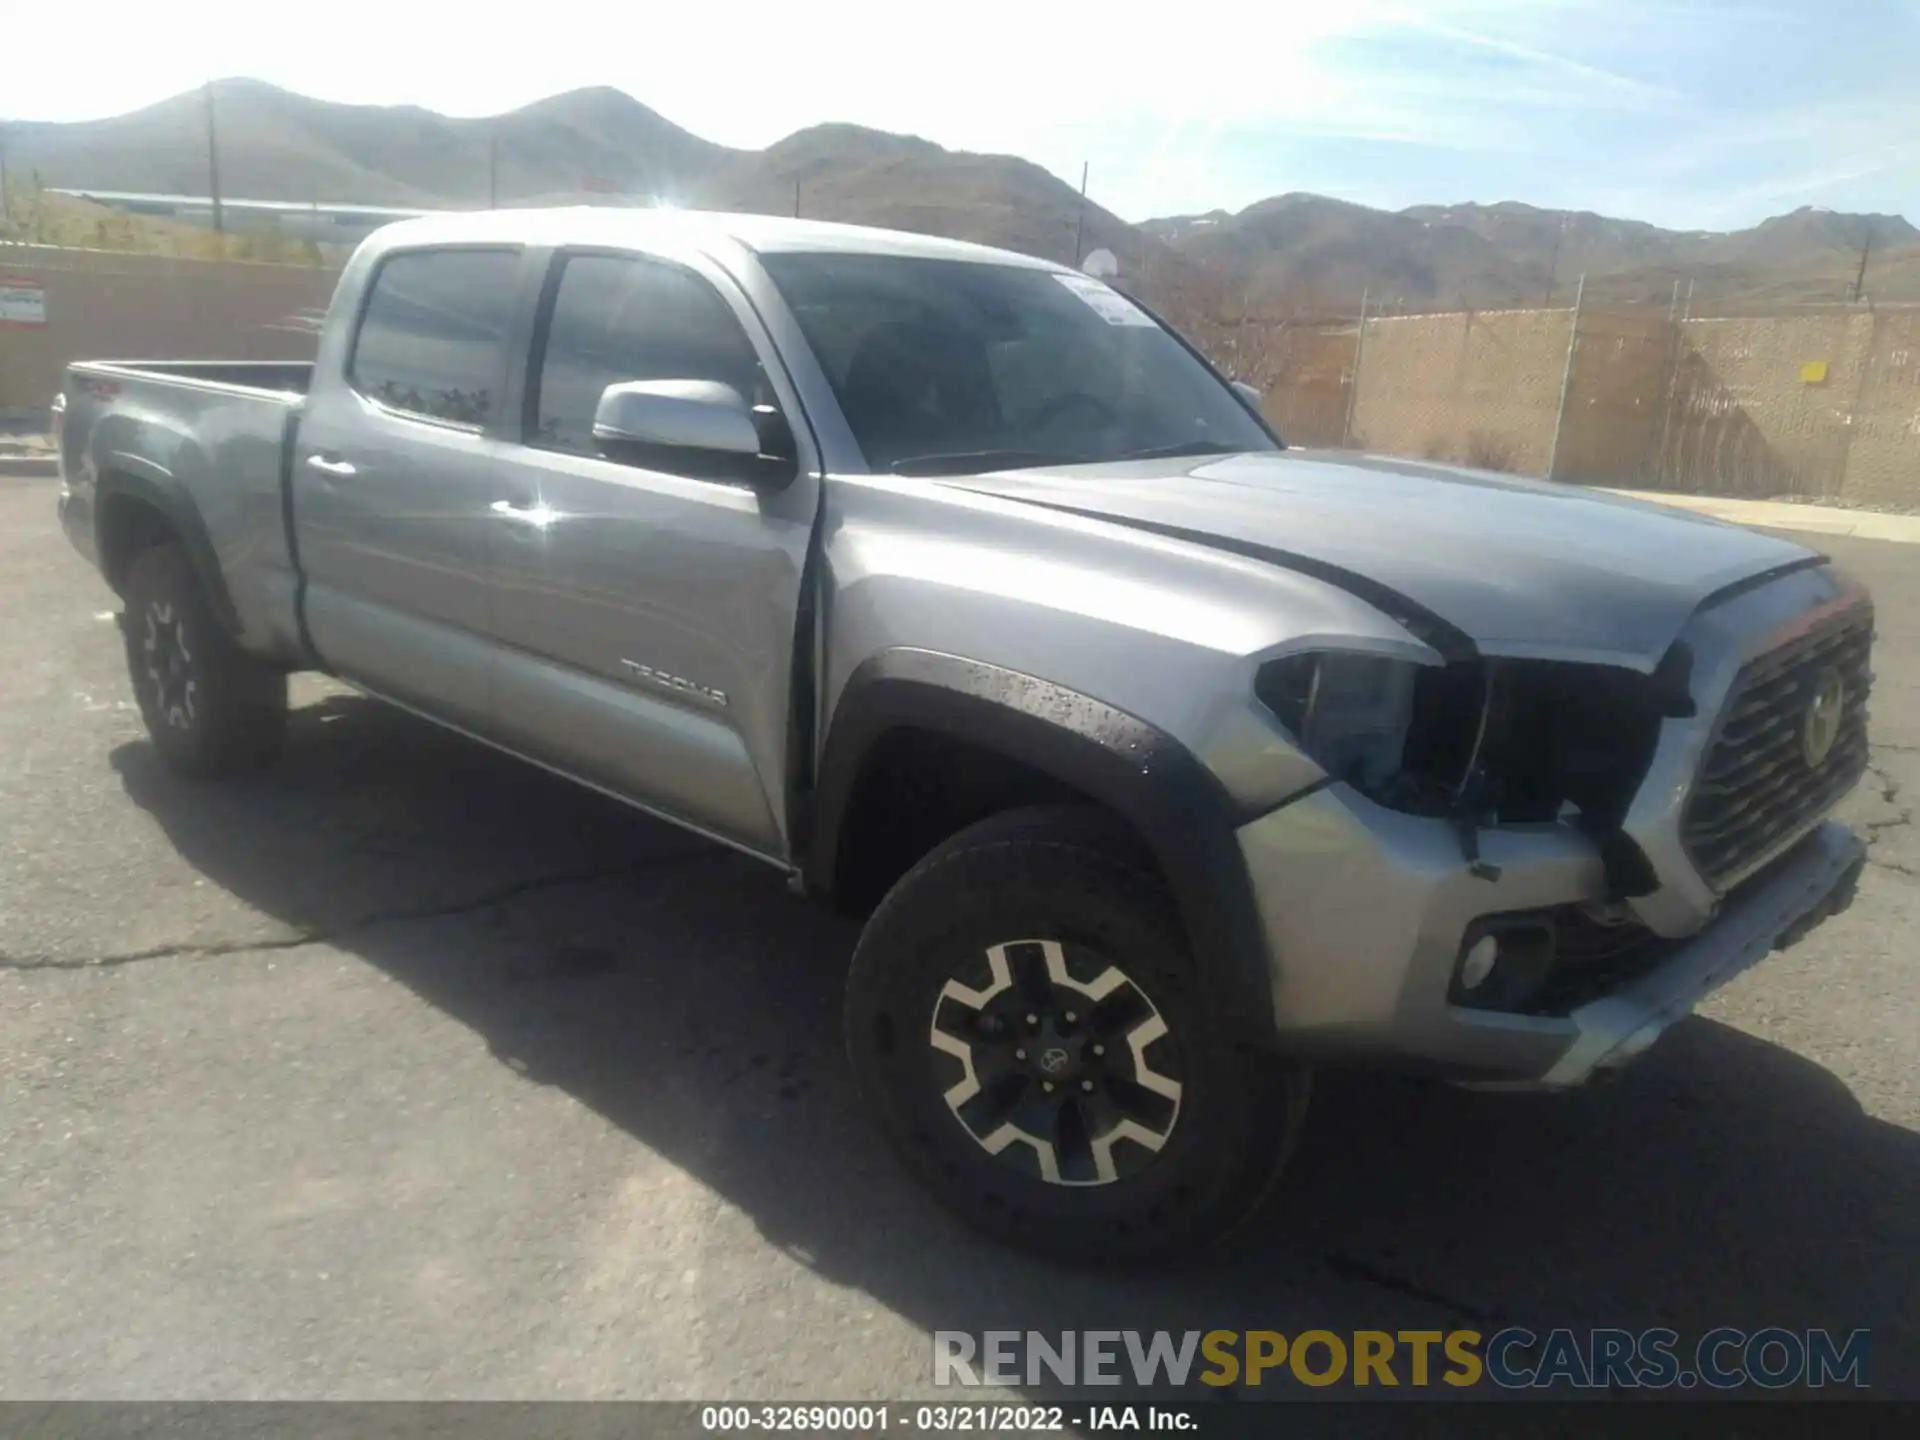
[807,649,1279,1045]
[93,463,243,638]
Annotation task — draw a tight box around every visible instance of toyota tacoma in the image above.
[55,209,1871,1262]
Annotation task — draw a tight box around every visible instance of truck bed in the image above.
[60,359,313,667]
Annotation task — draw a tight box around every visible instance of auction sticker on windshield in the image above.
[1053,272,1155,326]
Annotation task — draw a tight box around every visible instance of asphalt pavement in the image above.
[1,473,1914,1400]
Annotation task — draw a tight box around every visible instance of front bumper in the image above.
[1237,785,1864,1085]
[1534,820,1861,1085]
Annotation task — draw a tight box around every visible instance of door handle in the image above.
[305,454,358,478]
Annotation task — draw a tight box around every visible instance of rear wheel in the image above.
[122,543,287,777]
[844,804,1309,1263]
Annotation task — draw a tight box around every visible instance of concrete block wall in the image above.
[0,245,338,413]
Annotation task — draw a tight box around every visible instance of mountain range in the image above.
[8,79,1918,313]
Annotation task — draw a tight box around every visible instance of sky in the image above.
[4,0,1916,229]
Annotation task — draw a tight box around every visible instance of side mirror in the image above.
[1231,379,1264,409]
[591,380,794,488]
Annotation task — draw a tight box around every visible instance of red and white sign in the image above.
[0,277,47,327]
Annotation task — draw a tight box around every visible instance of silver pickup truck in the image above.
[56,208,1870,1262]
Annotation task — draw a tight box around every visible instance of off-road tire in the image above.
[845,804,1309,1264]
[122,543,287,777]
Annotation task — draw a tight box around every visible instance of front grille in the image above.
[1681,604,1873,889]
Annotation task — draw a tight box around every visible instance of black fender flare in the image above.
[93,461,244,638]
[807,649,1280,1045]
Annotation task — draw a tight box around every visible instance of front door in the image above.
[485,248,821,860]
[292,245,527,732]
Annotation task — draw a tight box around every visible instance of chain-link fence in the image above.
[6,230,1916,511]
[1844,309,1920,508]
[1345,307,1574,475]
[1198,293,1920,509]
[1652,312,1863,500]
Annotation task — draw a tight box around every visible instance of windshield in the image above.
[760,252,1278,475]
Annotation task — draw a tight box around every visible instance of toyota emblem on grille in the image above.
[1802,667,1846,768]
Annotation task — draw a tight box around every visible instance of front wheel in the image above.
[844,805,1309,1264]
[122,542,287,778]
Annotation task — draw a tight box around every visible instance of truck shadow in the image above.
[111,692,1919,1396]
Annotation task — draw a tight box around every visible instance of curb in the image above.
[1603,489,1920,546]
[0,456,58,479]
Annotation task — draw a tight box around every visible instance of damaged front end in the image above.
[1242,566,1873,1063]
[1255,645,1692,885]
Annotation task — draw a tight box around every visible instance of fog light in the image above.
[1459,935,1500,991]
[1451,921,1556,1013]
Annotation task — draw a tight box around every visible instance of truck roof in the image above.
[359,207,1072,272]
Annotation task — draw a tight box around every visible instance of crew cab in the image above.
[56,208,1871,1261]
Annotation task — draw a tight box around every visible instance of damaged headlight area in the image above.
[1255,648,1686,834]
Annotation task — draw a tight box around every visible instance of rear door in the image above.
[292,245,529,731]
[485,247,822,860]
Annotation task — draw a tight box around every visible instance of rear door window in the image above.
[350,248,521,427]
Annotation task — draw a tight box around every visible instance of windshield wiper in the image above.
[1114,440,1244,461]
[888,449,1095,477]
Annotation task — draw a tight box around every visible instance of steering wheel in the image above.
[1024,390,1118,434]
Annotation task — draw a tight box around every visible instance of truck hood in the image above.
[942,449,1822,671]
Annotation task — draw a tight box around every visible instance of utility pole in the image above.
[1850,222,1874,303]
[488,129,499,208]
[1543,213,1569,307]
[0,122,11,227]
[1072,161,1089,267]
[793,179,800,218]
[204,81,225,234]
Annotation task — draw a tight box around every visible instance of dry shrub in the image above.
[1464,430,1519,472]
